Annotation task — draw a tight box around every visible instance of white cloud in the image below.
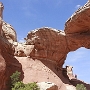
[56,1,62,6]
[63,47,90,83]
[65,47,86,63]
[75,4,81,9]
[20,0,38,17]
[19,38,25,43]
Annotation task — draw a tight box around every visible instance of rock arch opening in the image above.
[63,47,90,84]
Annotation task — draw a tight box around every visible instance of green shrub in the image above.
[76,84,87,90]
[10,71,40,90]
[10,71,21,86]
[24,82,40,90]
[11,81,24,90]
[11,82,40,90]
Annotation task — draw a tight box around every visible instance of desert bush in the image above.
[76,84,87,90]
[10,71,40,90]
[10,71,21,86]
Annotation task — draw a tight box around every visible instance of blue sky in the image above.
[1,0,90,83]
[64,47,90,84]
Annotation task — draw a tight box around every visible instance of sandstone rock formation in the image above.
[65,0,90,51]
[37,82,58,90]
[62,65,76,80]
[2,21,17,43]
[0,0,90,90]
[25,27,68,67]
[65,84,76,90]
[14,42,34,57]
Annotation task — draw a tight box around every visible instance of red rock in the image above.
[65,1,90,51]
[26,27,69,67]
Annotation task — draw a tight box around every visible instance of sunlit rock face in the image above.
[2,21,17,43]
[65,0,90,51]
[25,27,69,67]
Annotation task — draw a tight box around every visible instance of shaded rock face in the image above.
[0,0,90,90]
[0,38,14,90]
[0,38,23,90]
[0,2,22,90]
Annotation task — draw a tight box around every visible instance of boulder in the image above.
[37,82,58,90]
[65,84,76,90]
[2,21,17,43]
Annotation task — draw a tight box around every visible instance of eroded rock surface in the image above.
[25,27,69,67]
[65,1,90,34]
[0,37,16,90]
[65,0,90,51]
[14,42,34,57]
[2,21,17,43]
[37,82,58,90]
[62,66,76,80]
[15,57,67,90]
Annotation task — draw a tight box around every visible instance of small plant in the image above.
[11,81,24,90]
[76,84,87,90]
[10,71,21,86]
[24,82,40,90]
[10,71,40,90]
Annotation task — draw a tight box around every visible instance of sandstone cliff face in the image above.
[0,37,13,90]
[2,21,17,43]
[65,0,90,51]
[26,28,69,67]
[0,0,90,90]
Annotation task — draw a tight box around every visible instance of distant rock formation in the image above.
[0,0,90,90]
[62,65,76,80]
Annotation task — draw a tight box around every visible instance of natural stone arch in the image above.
[24,0,90,68]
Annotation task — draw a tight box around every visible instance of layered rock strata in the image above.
[65,0,90,51]
[25,28,69,67]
